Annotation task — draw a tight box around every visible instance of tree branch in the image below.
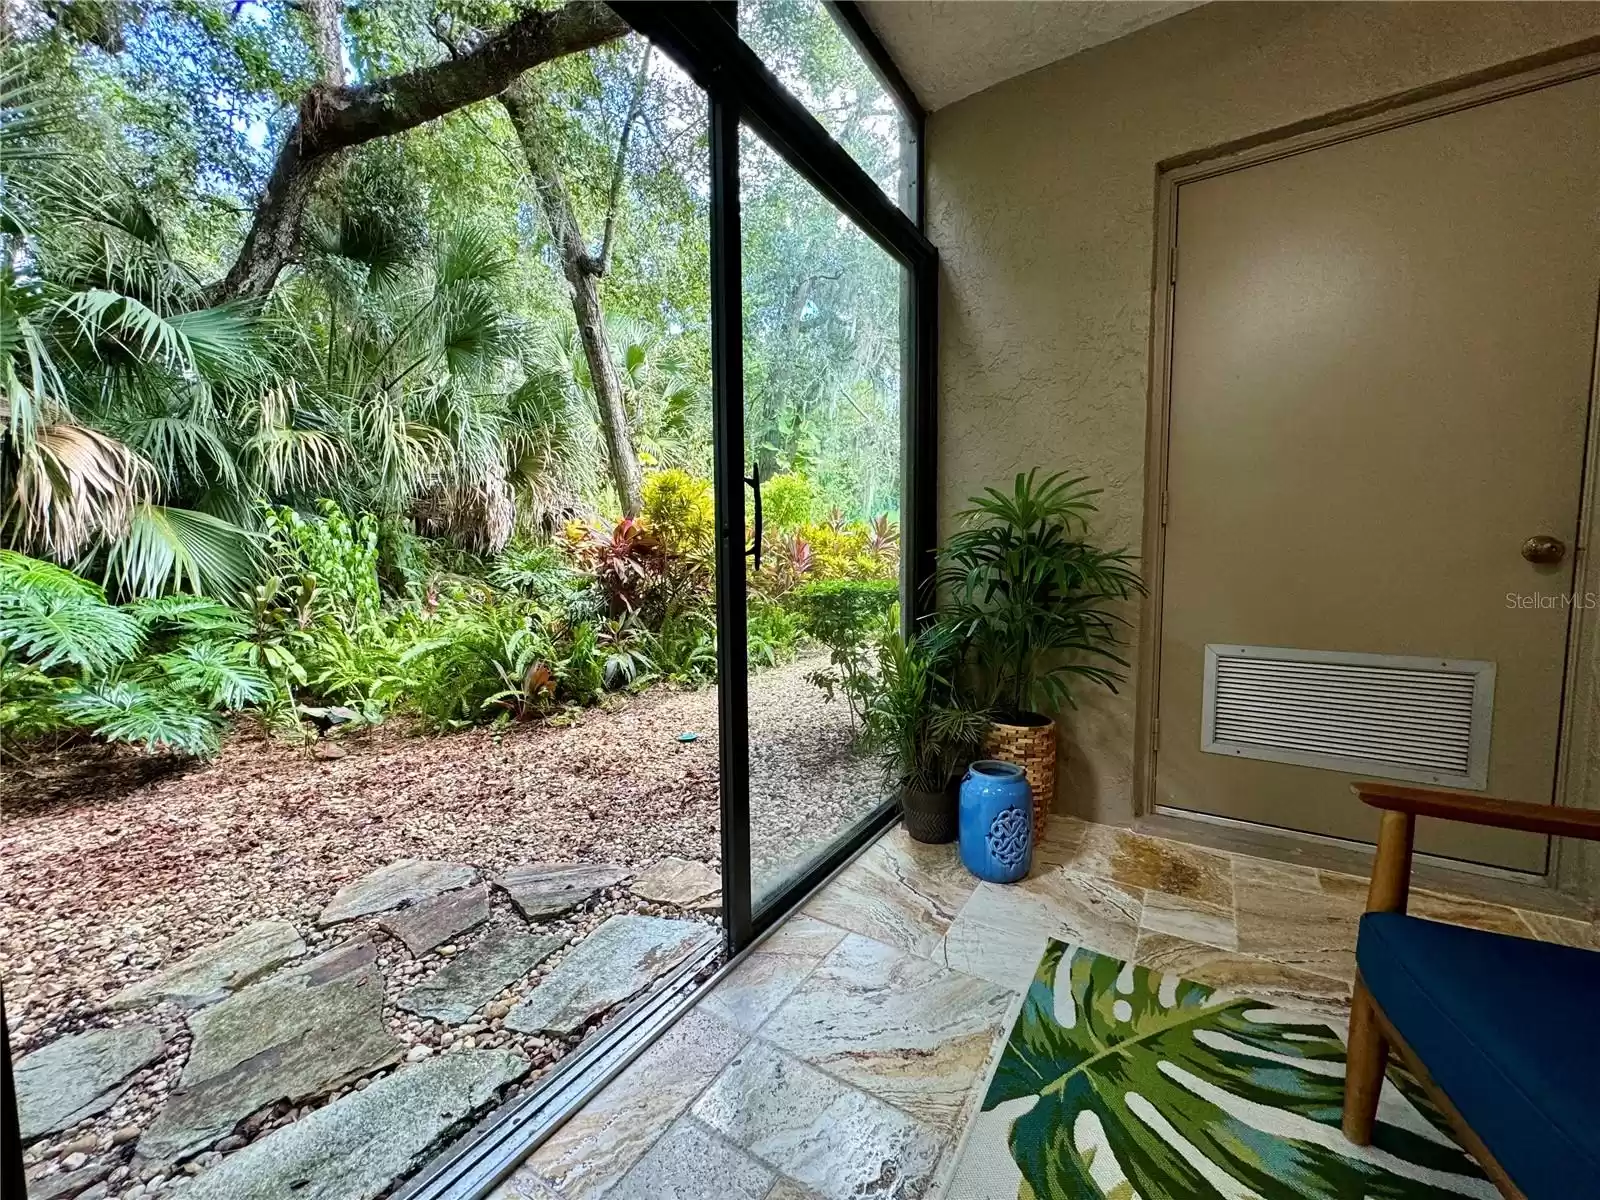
[211,1,628,305]
[588,42,651,279]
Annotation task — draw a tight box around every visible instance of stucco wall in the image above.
[929,2,1600,825]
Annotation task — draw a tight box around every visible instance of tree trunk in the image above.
[212,1,628,305]
[500,79,643,518]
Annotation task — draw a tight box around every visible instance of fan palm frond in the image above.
[3,415,154,559]
[103,503,261,599]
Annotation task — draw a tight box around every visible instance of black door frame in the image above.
[612,0,939,953]
[5,7,936,1197]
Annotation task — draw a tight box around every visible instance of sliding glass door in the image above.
[739,125,906,911]
[613,2,935,955]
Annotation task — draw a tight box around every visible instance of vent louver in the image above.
[1201,645,1494,789]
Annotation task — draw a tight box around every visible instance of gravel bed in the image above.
[2,654,884,1197]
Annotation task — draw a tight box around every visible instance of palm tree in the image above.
[1,59,269,598]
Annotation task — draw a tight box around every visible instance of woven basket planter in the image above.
[982,716,1056,840]
[901,779,959,844]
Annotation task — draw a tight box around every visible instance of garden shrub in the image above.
[563,518,666,618]
[265,501,381,630]
[748,595,803,668]
[761,473,815,533]
[642,469,714,561]
[788,578,898,649]
[788,578,898,731]
[644,609,717,683]
[400,597,553,729]
[489,542,587,609]
[798,519,897,582]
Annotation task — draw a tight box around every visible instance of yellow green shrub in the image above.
[642,469,715,561]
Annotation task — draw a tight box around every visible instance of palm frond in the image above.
[103,504,261,599]
[435,221,511,291]
[3,416,154,560]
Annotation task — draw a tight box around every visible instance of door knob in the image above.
[1522,535,1567,565]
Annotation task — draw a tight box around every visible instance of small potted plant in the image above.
[861,622,989,843]
[937,469,1144,836]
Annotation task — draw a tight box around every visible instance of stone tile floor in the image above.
[492,818,1600,1200]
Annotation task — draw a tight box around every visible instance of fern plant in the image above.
[0,551,267,756]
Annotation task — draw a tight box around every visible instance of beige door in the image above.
[1156,74,1600,872]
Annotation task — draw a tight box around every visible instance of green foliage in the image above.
[488,542,587,608]
[54,679,222,758]
[790,578,897,729]
[789,578,898,650]
[0,550,143,671]
[760,472,814,533]
[0,552,265,756]
[641,469,714,561]
[860,622,989,793]
[747,595,802,670]
[265,501,380,629]
[795,517,897,582]
[937,470,1145,717]
[400,596,544,729]
[643,609,717,684]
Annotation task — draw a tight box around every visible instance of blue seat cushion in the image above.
[1357,911,1600,1199]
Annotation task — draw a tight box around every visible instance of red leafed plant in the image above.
[568,518,665,615]
[765,532,814,595]
[866,514,899,564]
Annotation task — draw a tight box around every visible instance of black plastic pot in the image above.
[901,777,959,844]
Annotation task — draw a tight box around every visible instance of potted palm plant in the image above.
[937,470,1144,836]
[861,622,990,843]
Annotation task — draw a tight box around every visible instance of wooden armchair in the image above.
[1341,782,1600,1200]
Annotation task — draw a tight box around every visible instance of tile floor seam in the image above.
[747,1028,965,1149]
[678,1107,807,1198]
[683,1111,786,1193]
[728,944,837,1040]
[529,1015,755,1200]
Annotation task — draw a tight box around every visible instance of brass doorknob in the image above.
[1522,535,1567,565]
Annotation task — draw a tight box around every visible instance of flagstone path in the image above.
[14,857,720,1199]
[5,656,882,1198]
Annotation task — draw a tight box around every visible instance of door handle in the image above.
[745,462,762,572]
[1522,534,1567,565]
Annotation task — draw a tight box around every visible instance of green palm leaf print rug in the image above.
[946,940,1496,1199]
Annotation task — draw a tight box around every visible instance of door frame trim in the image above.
[1135,47,1600,897]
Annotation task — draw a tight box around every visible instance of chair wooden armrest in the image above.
[1354,781,1600,842]
[1349,781,1600,916]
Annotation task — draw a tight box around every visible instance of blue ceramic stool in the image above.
[959,760,1034,883]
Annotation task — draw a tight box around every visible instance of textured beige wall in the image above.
[930,2,1600,825]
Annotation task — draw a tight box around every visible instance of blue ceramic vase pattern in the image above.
[959,760,1034,883]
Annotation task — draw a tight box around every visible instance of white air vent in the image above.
[1201,645,1495,789]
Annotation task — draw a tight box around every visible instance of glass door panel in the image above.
[738,125,905,912]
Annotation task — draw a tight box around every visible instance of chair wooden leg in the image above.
[1343,976,1388,1145]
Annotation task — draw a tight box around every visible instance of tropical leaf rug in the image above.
[945,940,1497,1199]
